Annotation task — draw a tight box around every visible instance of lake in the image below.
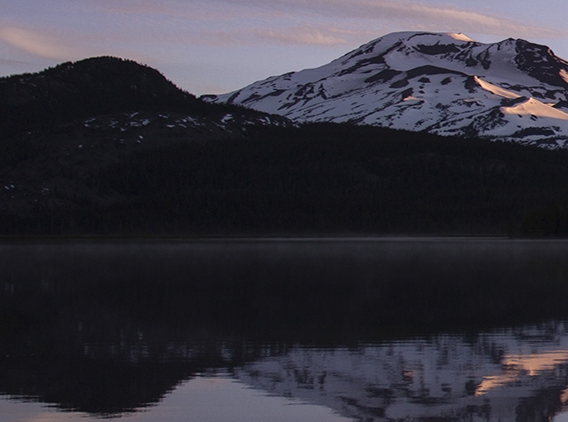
[1,238,568,421]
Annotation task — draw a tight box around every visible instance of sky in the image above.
[0,376,351,422]
[1,0,568,96]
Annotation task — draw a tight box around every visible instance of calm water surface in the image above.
[1,238,568,421]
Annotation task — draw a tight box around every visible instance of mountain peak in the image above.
[362,31,477,48]
[446,32,475,42]
[0,56,201,136]
[205,31,568,149]
[3,55,196,108]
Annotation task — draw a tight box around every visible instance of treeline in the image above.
[0,56,260,138]
[5,240,568,415]
[5,123,568,236]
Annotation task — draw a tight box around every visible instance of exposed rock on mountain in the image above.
[205,32,568,149]
[2,55,568,237]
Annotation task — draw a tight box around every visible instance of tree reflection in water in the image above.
[1,239,568,421]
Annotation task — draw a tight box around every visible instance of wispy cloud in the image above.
[93,0,181,16]
[210,0,564,39]
[151,24,353,48]
[23,0,561,52]
[343,0,563,38]
[0,23,165,65]
[90,0,280,22]
[0,26,85,60]
[255,26,349,46]
[0,56,33,67]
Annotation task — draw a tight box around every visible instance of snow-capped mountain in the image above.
[204,31,568,148]
[235,322,568,422]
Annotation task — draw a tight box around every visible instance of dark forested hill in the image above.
[0,56,285,138]
[87,124,568,237]
[1,58,568,237]
[0,57,196,137]
[2,121,568,237]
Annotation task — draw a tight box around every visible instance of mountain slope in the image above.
[205,32,568,148]
[0,57,291,221]
[3,56,568,236]
[0,56,289,137]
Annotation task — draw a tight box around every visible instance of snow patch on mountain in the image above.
[447,32,475,42]
[204,31,568,148]
[474,77,520,99]
[501,97,568,120]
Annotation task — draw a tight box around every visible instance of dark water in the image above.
[1,238,568,421]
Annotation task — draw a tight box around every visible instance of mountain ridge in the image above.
[2,55,568,236]
[0,56,291,138]
[0,56,291,226]
[204,31,568,149]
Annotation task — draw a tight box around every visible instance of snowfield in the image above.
[204,31,568,149]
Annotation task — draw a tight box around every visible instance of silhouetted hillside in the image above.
[2,58,568,237]
[0,56,276,137]
[2,121,568,236]
[0,57,188,135]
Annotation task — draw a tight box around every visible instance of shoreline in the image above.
[1,233,564,244]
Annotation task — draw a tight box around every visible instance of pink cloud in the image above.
[0,26,83,60]
[256,27,349,46]
[210,0,564,39]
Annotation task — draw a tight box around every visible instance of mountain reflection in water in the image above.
[235,323,568,422]
[1,239,568,421]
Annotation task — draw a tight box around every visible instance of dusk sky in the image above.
[1,1,568,96]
